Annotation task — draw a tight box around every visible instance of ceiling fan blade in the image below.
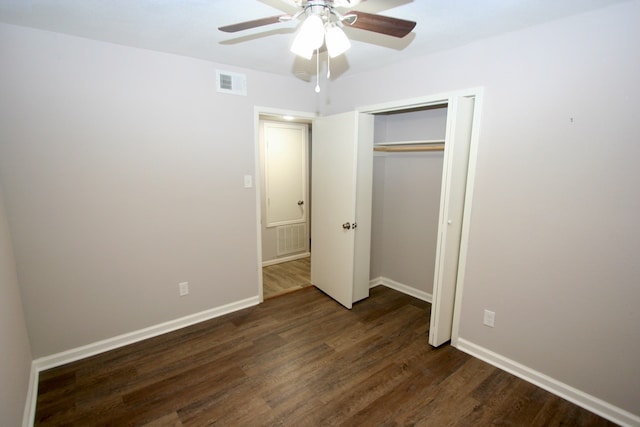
[218,15,288,33]
[346,11,416,38]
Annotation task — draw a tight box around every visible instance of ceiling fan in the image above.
[218,0,417,60]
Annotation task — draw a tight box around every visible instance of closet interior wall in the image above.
[370,105,448,297]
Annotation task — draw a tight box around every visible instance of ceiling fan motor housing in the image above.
[304,1,331,21]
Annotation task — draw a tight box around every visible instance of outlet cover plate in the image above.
[483,309,495,327]
[179,282,189,296]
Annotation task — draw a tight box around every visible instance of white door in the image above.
[429,96,476,346]
[263,121,308,227]
[311,112,373,308]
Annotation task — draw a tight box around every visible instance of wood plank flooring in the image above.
[35,286,616,426]
[262,257,311,299]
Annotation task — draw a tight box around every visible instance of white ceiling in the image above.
[0,0,630,79]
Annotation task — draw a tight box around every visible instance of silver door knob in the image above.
[297,200,304,206]
[342,222,351,230]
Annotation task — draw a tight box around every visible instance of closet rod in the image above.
[374,144,445,153]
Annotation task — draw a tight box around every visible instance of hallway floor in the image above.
[262,257,311,299]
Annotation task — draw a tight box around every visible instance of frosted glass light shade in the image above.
[325,25,351,58]
[290,14,325,59]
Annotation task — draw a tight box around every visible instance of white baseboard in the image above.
[34,295,260,371]
[24,295,260,426]
[22,362,38,427]
[456,338,640,427]
[262,252,310,267]
[369,276,432,303]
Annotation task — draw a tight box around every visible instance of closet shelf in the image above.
[374,139,445,146]
[374,143,445,153]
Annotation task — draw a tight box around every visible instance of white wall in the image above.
[369,156,386,279]
[0,184,32,427]
[0,23,316,358]
[330,0,640,418]
[370,153,443,294]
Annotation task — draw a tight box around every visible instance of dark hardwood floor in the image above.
[35,286,615,426]
[262,257,311,299]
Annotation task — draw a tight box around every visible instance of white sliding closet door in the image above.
[429,96,476,347]
[311,112,374,308]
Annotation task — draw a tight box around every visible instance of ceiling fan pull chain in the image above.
[315,48,320,93]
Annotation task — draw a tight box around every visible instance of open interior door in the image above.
[429,96,476,346]
[311,112,373,308]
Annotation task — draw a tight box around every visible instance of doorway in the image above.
[255,108,315,300]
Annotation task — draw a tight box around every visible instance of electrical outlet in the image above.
[483,309,495,327]
[179,282,189,297]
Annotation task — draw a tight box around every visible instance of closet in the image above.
[309,92,477,346]
[370,104,448,304]
[367,95,476,347]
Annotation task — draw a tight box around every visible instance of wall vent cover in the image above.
[216,70,247,96]
[276,224,307,256]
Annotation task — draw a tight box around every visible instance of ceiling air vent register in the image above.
[216,70,247,96]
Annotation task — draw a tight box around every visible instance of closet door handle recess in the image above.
[342,222,351,230]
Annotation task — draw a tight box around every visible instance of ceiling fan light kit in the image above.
[290,13,325,59]
[289,2,353,60]
[219,0,416,91]
[325,24,351,58]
